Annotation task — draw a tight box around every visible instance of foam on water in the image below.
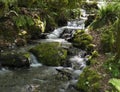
[30,53,42,67]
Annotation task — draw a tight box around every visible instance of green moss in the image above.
[87,44,95,52]
[72,30,93,50]
[77,68,101,92]
[23,52,31,59]
[29,42,67,66]
[91,50,99,58]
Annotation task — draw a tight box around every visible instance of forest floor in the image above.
[90,30,111,91]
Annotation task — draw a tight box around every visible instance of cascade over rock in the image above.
[30,42,68,66]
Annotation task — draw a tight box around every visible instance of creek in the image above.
[0,7,89,92]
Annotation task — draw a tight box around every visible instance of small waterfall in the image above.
[30,53,42,67]
[47,17,87,39]
[47,27,65,39]
[69,53,86,79]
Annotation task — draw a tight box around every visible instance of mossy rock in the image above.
[29,42,67,66]
[77,67,101,92]
[0,52,30,68]
[72,30,93,50]
[86,44,95,53]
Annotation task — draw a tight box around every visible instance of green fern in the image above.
[90,3,120,29]
[13,15,34,28]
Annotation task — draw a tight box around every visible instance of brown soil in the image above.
[89,30,111,91]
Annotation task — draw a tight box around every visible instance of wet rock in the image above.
[85,14,96,27]
[56,67,73,80]
[24,84,40,92]
[30,42,68,66]
[60,29,73,41]
[14,38,26,47]
[0,52,30,68]
[0,63,2,70]
[72,30,93,50]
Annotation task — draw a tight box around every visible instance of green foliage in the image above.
[0,0,17,16]
[100,26,115,52]
[77,67,101,92]
[109,78,120,92]
[113,17,120,60]
[67,0,82,9]
[104,55,120,78]
[0,0,17,8]
[91,50,99,58]
[29,42,67,66]
[13,15,34,28]
[90,3,120,53]
[0,0,83,41]
[90,3,120,29]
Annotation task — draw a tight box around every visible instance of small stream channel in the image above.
[0,19,87,92]
[0,2,106,91]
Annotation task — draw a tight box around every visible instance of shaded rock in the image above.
[14,38,26,46]
[56,67,73,80]
[30,42,68,66]
[0,52,30,68]
[85,14,96,27]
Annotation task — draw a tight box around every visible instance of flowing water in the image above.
[0,52,85,92]
[0,7,89,92]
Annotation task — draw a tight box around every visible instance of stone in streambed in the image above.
[29,42,67,66]
[0,52,30,68]
[72,30,93,50]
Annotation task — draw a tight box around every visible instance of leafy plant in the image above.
[90,3,120,29]
[109,78,120,92]
[104,55,120,78]
[101,26,115,52]
[13,15,34,28]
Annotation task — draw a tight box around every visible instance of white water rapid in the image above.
[47,9,87,39]
[30,53,42,67]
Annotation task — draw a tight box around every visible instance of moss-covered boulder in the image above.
[29,42,67,66]
[0,52,30,68]
[72,30,93,50]
[77,68,101,92]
